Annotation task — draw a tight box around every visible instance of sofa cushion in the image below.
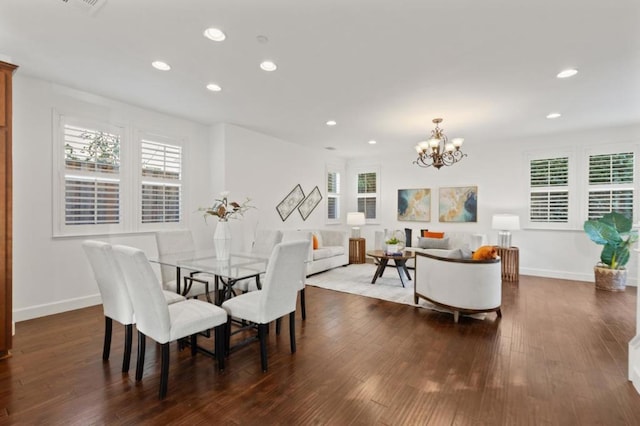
[422,230,444,238]
[418,237,450,249]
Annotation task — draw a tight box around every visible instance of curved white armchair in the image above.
[414,251,502,322]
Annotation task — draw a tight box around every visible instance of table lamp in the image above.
[347,212,366,238]
[492,214,520,248]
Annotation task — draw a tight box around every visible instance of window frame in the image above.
[53,111,188,237]
[354,165,380,224]
[136,131,185,230]
[524,149,576,230]
[325,164,342,224]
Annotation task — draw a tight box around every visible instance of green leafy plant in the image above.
[583,212,638,269]
[385,237,399,245]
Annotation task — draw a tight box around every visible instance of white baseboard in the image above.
[13,294,102,322]
[520,267,638,287]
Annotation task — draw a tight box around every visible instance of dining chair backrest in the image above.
[113,244,172,343]
[155,229,196,286]
[82,240,134,325]
[251,229,283,257]
[258,240,309,323]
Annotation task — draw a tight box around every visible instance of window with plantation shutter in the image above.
[141,139,182,224]
[63,123,122,227]
[356,169,379,220]
[529,157,569,224]
[587,152,634,220]
[327,170,340,221]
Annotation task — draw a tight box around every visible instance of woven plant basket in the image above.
[594,265,627,292]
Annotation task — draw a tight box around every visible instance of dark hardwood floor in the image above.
[1,274,640,425]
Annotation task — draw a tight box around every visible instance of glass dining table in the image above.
[151,250,269,305]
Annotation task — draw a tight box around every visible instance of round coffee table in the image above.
[366,250,415,287]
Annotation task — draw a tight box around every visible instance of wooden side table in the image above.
[495,246,519,281]
[349,238,366,264]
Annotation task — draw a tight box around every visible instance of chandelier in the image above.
[414,118,466,169]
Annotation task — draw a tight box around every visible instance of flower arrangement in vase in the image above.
[199,191,254,260]
[199,191,254,222]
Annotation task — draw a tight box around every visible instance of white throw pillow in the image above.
[418,237,450,250]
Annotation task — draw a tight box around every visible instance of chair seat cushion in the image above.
[167,300,227,342]
[164,276,211,297]
[234,275,262,292]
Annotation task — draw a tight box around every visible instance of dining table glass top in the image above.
[153,250,270,281]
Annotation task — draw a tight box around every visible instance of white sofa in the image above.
[375,230,487,268]
[414,249,502,323]
[279,229,349,276]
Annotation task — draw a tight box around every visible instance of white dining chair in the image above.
[221,240,309,372]
[82,240,185,373]
[112,244,227,399]
[155,230,215,300]
[234,229,282,293]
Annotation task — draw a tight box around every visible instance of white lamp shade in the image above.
[347,212,366,226]
[492,214,520,231]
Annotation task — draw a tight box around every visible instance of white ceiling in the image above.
[1,0,639,157]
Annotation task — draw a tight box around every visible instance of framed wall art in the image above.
[276,184,305,221]
[439,186,477,222]
[397,188,431,222]
[298,186,322,221]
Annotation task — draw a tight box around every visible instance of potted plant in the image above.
[583,211,638,291]
[385,236,400,254]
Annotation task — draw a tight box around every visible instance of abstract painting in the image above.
[397,188,431,222]
[439,186,478,222]
[276,184,305,221]
[298,186,323,220]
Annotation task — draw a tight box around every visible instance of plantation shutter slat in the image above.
[327,171,340,220]
[587,152,634,220]
[141,139,182,224]
[63,124,121,226]
[357,172,377,219]
[529,157,569,223]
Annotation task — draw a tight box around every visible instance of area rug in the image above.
[306,263,486,320]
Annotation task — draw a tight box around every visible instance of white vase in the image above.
[214,220,231,260]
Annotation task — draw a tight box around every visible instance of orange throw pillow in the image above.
[312,234,319,250]
[422,231,444,239]
[472,245,498,260]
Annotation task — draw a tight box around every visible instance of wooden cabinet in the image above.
[0,60,17,359]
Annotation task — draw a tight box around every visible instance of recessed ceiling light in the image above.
[260,61,277,72]
[326,120,337,126]
[325,146,336,151]
[546,112,562,119]
[203,28,226,42]
[557,68,578,78]
[368,140,377,145]
[206,83,222,92]
[151,61,171,71]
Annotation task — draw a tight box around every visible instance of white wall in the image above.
[12,75,213,321]
[347,122,640,285]
[218,123,347,251]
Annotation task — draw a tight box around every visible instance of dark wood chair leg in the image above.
[215,324,225,371]
[122,324,133,373]
[497,308,502,318]
[258,323,268,372]
[190,334,197,356]
[276,318,282,335]
[159,343,170,399]
[225,316,232,356]
[300,288,306,320]
[289,311,296,353]
[135,331,146,382]
[103,317,112,361]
